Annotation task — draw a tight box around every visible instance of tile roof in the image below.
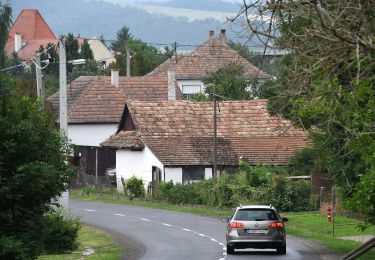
[101,131,144,150]
[148,35,269,79]
[5,9,57,60]
[47,76,183,124]
[102,100,307,166]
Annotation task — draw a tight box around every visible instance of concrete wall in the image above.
[68,124,118,147]
[116,146,164,191]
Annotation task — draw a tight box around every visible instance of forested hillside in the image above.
[10,0,246,47]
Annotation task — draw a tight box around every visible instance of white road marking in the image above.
[162,223,172,226]
[211,238,217,242]
[84,209,95,212]
[182,228,191,232]
[114,213,125,217]
[198,233,205,237]
[219,243,224,246]
[139,218,150,222]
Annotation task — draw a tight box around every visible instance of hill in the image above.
[9,0,259,49]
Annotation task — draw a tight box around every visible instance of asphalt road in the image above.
[70,200,322,260]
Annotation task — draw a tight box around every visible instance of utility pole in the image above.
[59,36,68,134]
[35,52,43,100]
[59,35,69,209]
[213,94,217,180]
[126,47,130,78]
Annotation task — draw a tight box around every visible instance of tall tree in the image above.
[111,26,133,52]
[80,38,94,60]
[202,63,254,100]
[110,26,168,76]
[0,2,12,68]
[234,0,375,223]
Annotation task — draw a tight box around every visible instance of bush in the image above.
[0,236,28,260]
[43,211,80,254]
[122,176,145,199]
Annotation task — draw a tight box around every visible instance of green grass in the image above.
[71,189,375,259]
[71,189,233,217]
[38,225,124,260]
[284,212,375,259]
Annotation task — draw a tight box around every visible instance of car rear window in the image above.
[234,209,278,221]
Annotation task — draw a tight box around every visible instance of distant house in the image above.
[47,72,182,179]
[5,9,57,60]
[6,9,115,67]
[101,100,306,190]
[148,29,270,99]
[77,38,116,68]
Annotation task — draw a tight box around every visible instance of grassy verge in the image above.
[284,212,375,259]
[71,189,374,259]
[38,225,124,260]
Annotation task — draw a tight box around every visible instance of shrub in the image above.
[43,211,80,254]
[122,176,145,199]
[0,236,28,260]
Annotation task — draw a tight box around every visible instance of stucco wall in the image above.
[165,168,183,184]
[177,79,205,94]
[88,39,116,67]
[205,168,213,179]
[68,124,118,147]
[116,146,164,192]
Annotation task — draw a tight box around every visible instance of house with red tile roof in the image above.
[47,73,182,178]
[5,9,115,67]
[5,9,57,60]
[149,30,270,99]
[101,100,307,190]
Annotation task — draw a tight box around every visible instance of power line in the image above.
[0,42,58,73]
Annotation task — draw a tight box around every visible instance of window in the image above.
[234,209,278,221]
[182,85,203,99]
[182,166,204,184]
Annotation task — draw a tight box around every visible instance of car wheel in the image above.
[226,244,235,254]
[276,243,286,255]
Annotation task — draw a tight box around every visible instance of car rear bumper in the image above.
[227,240,285,249]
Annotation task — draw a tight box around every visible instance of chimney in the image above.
[14,33,22,53]
[209,30,215,39]
[220,29,226,43]
[168,70,176,100]
[111,69,119,87]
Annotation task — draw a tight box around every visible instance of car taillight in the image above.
[228,222,245,228]
[268,222,284,228]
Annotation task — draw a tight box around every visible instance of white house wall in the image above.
[165,168,183,184]
[68,124,118,147]
[205,168,213,179]
[177,79,204,95]
[116,146,164,192]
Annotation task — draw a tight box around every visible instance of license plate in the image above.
[246,229,267,234]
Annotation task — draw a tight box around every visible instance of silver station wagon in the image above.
[224,205,288,255]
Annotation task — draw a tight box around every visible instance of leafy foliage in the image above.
[43,211,80,254]
[122,176,145,199]
[237,0,375,223]
[155,164,313,211]
[202,63,255,100]
[0,81,74,259]
[0,2,11,68]
[109,26,169,76]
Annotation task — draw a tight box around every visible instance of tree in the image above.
[0,2,11,68]
[111,26,133,52]
[80,38,94,60]
[202,63,254,100]
[109,26,169,76]
[0,81,74,258]
[233,1,375,223]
